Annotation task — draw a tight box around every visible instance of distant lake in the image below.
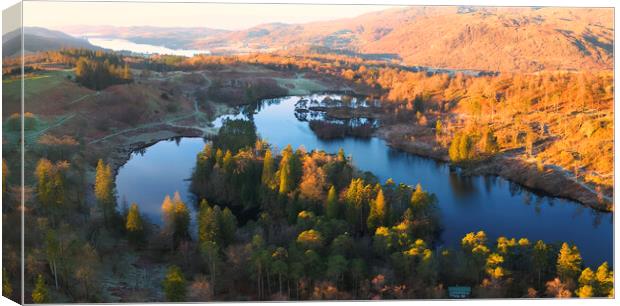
[116,94,613,267]
[88,37,210,57]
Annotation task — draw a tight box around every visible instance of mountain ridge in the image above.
[2,27,102,58]
[190,6,613,72]
[11,6,614,72]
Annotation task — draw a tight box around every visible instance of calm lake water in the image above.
[88,38,210,57]
[116,94,613,266]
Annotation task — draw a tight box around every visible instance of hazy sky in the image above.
[24,1,395,30]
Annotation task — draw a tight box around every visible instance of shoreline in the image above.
[99,94,612,215]
[377,126,613,213]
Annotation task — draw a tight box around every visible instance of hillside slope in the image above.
[191,6,613,72]
[2,27,101,57]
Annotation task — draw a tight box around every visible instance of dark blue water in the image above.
[116,94,613,267]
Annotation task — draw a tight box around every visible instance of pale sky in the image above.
[23,1,395,31]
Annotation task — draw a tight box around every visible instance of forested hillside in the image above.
[190,6,613,72]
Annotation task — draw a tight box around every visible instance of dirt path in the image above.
[24,114,76,145]
[89,71,223,145]
[88,112,197,145]
[68,91,100,105]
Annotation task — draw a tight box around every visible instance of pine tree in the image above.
[278,146,293,195]
[481,127,499,154]
[575,285,593,298]
[367,188,387,232]
[200,241,220,297]
[458,133,473,161]
[326,185,339,219]
[299,157,327,201]
[32,274,49,303]
[448,134,461,162]
[126,203,144,244]
[161,195,175,232]
[95,159,115,226]
[595,262,614,297]
[576,267,595,297]
[344,178,371,233]
[198,200,237,248]
[35,159,54,209]
[261,149,275,188]
[410,184,436,219]
[198,203,218,244]
[215,149,224,168]
[222,150,234,174]
[193,145,214,189]
[337,148,346,162]
[556,243,582,282]
[326,255,348,283]
[163,265,187,302]
[173,192,190,244]
[297,229,323,250]
[220,207,237,245]
[533,240,549,286]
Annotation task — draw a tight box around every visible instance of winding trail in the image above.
[68,91,100,105]
[89,73,217,144]
[25,114,76,145]
[88,112,197,145]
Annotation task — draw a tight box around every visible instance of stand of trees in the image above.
[3,48,613,303]
[178,119,612,300]
[75,56,132,90]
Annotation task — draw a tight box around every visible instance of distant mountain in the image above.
[2,27,101,57]
[12,6,612,72]
[190,6,613,72]
[59,25,228,50]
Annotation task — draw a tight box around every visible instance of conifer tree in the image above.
[278,146,294,195]
[201,241,220,297]
[173,192,190,244]
[448,133,461,162]
[458,133,473,161]
[481,128,499,154]
[95,159,115,226]
[222,150,234,174]
[326,185,339,219]
[220,207,237,245]
[337,148,346,162]
[556,243,582,282]
[126,203,144,244]
[576,267,595,297]
[161,195,175,232]
[215,149,224,168]
[367,188,387,231]
[198,203,218,244]
[299,157,327,201]
[261,149,275,188]
[533,240,550,286]
[595,262,614,297]
[163,265,186,302]
[32,274,49,303]
[35,159,54,209]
